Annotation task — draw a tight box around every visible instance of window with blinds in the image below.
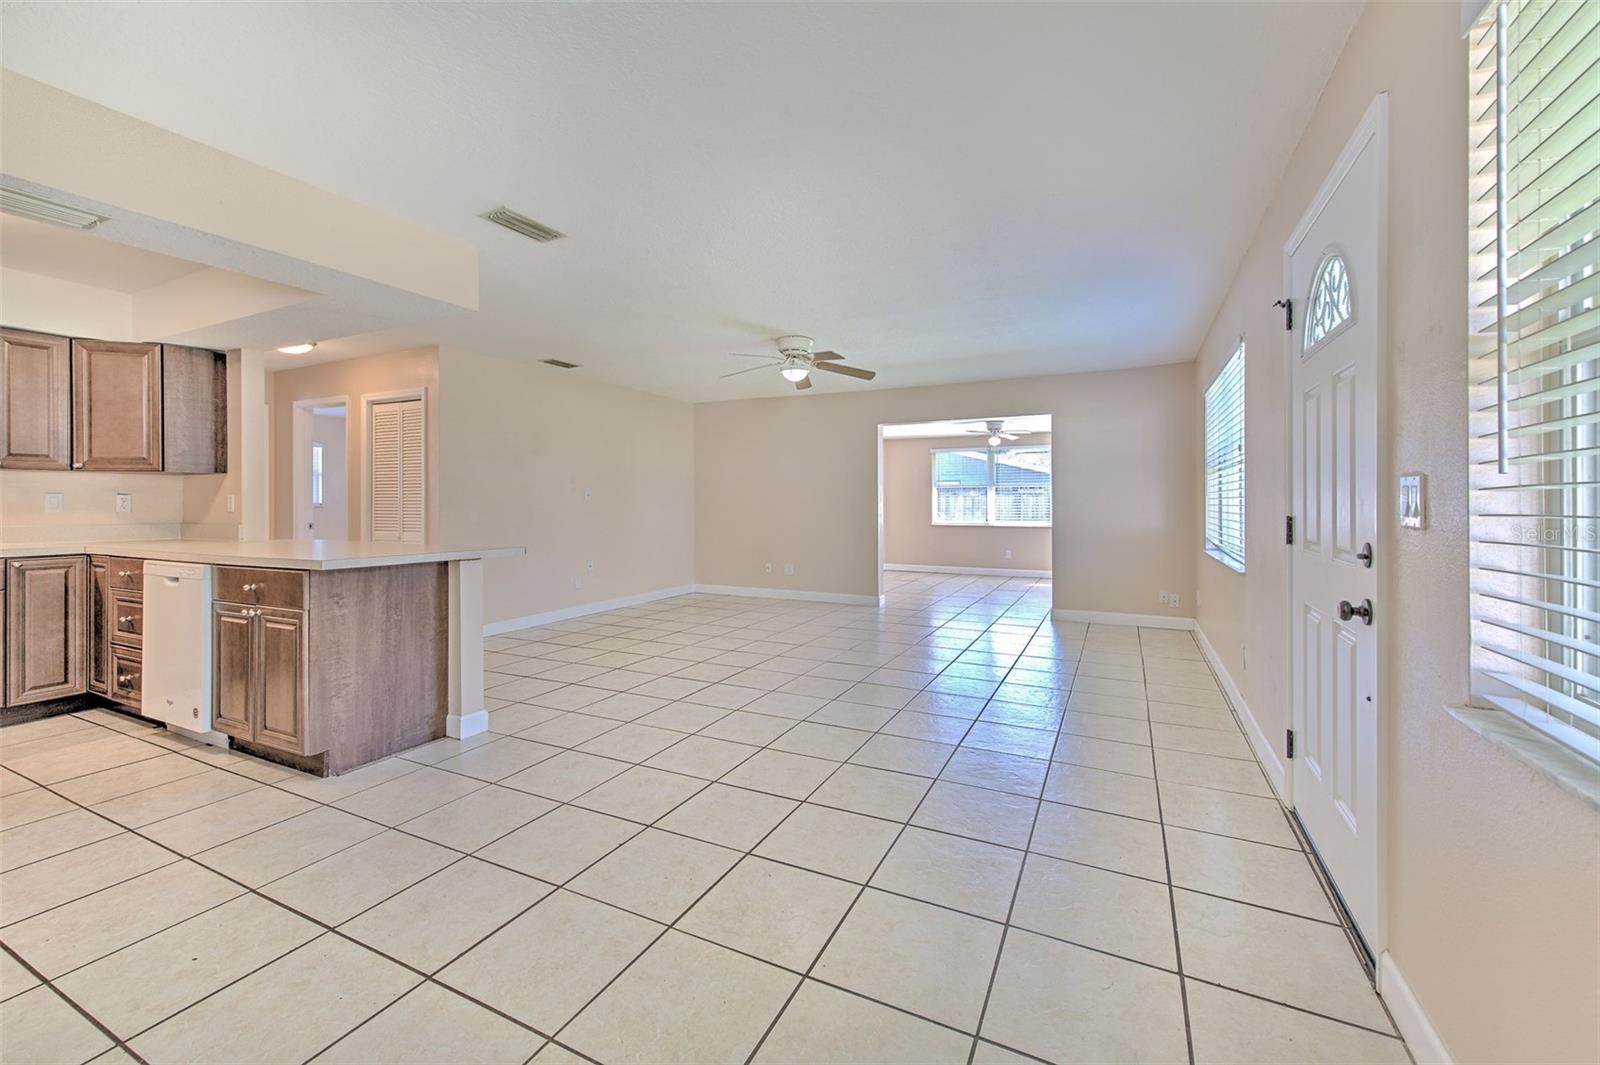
[1468,0,1598,762]
[931,446,1051,526]
[1204,341,1246,572]
[369,397,425,544]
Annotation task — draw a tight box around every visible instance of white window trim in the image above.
[930,445,1052,528]
[1203,341,1247,573]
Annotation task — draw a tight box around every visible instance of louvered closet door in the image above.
[369,398,425,544]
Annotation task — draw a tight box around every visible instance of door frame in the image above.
[1282,92,1390,955]
[359,387,428,543]
[290,394,349,541]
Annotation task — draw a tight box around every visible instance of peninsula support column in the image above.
[446,557,487,738]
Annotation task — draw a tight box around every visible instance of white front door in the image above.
[1287,97,1386,950]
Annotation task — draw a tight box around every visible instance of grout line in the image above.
[0,940,152,1065]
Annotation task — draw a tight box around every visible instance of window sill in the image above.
[932,522,1052,529]
[1204,547,1246,574]
[1443,704,1600,811]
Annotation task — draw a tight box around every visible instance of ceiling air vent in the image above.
[541,358,579,369]
[481,206,565,243]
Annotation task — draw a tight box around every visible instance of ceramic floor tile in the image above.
[1159,779,1297,847]
[195,806,384,886]
[1043,761,1161,820]
[1052,733,1155,777]
[768,721,872,760]
[1185,979,1411,1064]
[517,711,621,747]
[1030,800,1168,881]
[500,749,631,800]
[577,722,687,762]
[679,855,859,970]
[87,769,261,829]
[560,930,797,1065]
[940,748,1048,797]
[721,748,839,799]
[0,808,123,872]
[140,786,315,854]
[128,934,418,1065]
[0,786,73,831]
[910,780,1039,849]
[56,893,321,1038]
[635,702,731,733]
[699,710,799,745]
[332,765,485,826]
[568,827,740,921]
[809,764,932,822]
[399,783,557,852]
[0,985,114,1065]
[1057,709,1154,745]
[439,889,660,1032]
[475,805,640,882]
[1175,889,1393,1031]
[0,948,41,1000]
[806,702,899,732]
[1009,852,1177,969]
[0,833,177,926]
[1166,826,1333,919]
[655,782,799,849]
[871,825,1023,920]
[263,831,458,924]
[644,735,760,779]
[879,710,972,744]
[755,803,901,882]
[814,888,1002,1032]
[1151,720,1254,760]
[1155,748,1273,797]
[571,764,705,822]
[313,981,544,1064]
[431,736,562,781]
[848,733,956,777]
[752,979,971,1064]
[979,928,1188,1063]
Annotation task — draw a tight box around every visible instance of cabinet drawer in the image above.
[109,589,144,648]
[215,567,306,610]
[110,646,142,709]
[107,559,145,590]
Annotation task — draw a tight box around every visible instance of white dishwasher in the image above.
[142,560,224,743]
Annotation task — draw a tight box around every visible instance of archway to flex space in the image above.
[875,415,1053,604]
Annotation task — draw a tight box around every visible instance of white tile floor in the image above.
[0,573,1412,1064]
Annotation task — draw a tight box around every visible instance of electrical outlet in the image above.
[1158,591,1170,604]
[584,487,593,501]
[115,492,132,514]
[783,563,795,576]
[227,493,237,514]
[44,493,63,513]
[573,575,583,590]
[1004,548,1013,560]
[764,562,773,574]
[1169,592,1180,608]
[586,560,594,573]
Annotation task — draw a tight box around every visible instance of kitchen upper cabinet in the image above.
[162,345,227,474]
[1,328,71,469]
[72,339,162,472]
[4,555,86,707]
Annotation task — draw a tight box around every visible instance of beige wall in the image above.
[268,347,440,542]
[695,365,1194,617]
[883,434,1052,572]
[1190,4,1598,1062]
[435,347,696,627]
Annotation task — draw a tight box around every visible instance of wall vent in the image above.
[481,206,565,243]
[541,358,580,369]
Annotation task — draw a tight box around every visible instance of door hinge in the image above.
[1285,729,1295,759]
[1285,515,1295,545]
[1273,298,1293,331]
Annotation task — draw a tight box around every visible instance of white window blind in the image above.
[931,446,1051,526]
[1204,342,1247,572]
[1468,0,1599,762]
[369,398,425,544]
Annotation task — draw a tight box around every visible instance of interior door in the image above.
[1288,99,1384,949]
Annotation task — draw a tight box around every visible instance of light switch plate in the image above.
[1398,474,1425,529]
[44,492,63,514]
[115,492,132,514]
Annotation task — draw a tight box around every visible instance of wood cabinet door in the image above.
[71,340,162,472]
[212,602,255,740]
[256,607,308,753]
[89,557,109,695]
[161,346,226,474]
[1,329,71,469]
[4,556,86,706]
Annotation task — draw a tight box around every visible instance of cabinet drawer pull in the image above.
[242,583,259,592]
[119,615,135,624]
[117,570,133,578]
[117,674,134,686]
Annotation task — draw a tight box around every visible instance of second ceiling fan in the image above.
[722,335,877,391]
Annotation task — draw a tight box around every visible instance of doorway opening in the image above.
[292,397,348,541]
[876,415,1053,601]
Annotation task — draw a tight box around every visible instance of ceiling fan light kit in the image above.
[721,334,878,392]
[966,419,1032,446]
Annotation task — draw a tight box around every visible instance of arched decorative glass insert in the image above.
[1303,251,1352,353]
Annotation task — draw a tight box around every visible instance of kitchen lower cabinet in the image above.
[89,557,109,695]
[4,555,86,707]
[213,563,447,773]
[89,557,144,711]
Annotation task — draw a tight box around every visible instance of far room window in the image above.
[1204,341,1246,572]
[1466,1,1599,762]
[310,444,325,509]
[932,446,1051,527]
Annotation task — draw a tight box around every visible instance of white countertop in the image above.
[0,539,524,571]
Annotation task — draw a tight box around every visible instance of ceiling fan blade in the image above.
[813,361,876,381]
[794,376,812,391]
[1000,432,1020,440]
[728,352,776,359]
[720,364,772,378]
[811,350,845,361]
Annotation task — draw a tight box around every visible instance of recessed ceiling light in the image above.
[0,186,109,230]
[277,342,317,355]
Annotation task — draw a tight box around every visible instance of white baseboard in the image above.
[447,709,489,740]
[1378,951,1453,1064]
[692,583,883,607]
[483,584,696,636]
[884,564,1052,578]
[1194,623,1288,802]
[1051,608,1195,630]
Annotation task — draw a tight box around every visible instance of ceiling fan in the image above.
[721,335,878,391]
[965,419,1034,446]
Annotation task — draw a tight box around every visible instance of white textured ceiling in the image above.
[0,2,1360,401]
